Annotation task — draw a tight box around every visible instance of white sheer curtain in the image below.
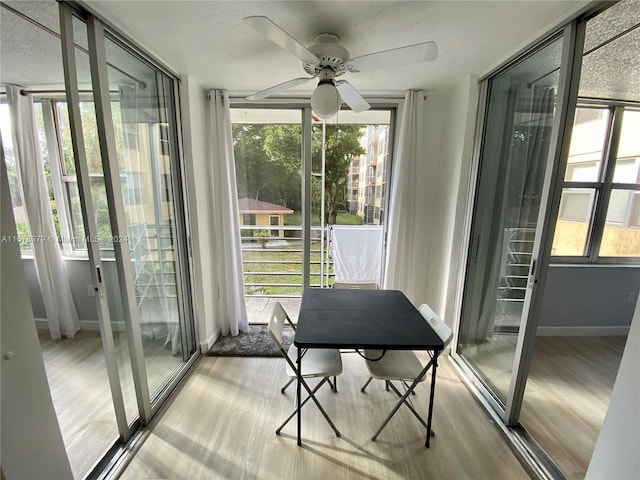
[383,90,425,302]
[7,85,80,339]
[208,89,249,336]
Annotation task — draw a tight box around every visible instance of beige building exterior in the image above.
[348,125,389,225]
[553,107,640,257]
[237,197,294,238]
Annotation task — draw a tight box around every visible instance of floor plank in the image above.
[120,353,530,480]
[38,328,187,479]
[521,336,627,480]
[38,318,626,480]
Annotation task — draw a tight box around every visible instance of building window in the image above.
[551,105,640,261]
[243,213,256,225]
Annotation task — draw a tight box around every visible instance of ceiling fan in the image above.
[243,16,438,119]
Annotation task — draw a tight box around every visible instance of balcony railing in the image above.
[240,225,334,297]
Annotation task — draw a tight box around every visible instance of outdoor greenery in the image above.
[232,121,369,295]
[284,211,364,226]
[242,244,334,295]
[233,123,365,224]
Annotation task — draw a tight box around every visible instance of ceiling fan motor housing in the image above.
[304,33,350,77]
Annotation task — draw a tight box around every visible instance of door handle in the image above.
[528,259,537,286]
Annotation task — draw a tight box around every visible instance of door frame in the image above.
[228,102,399,293]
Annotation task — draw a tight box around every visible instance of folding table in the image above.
[294,288,444,446]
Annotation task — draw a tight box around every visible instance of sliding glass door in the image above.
[231,108,305,317]
[101,28,194,401]
[455,29,575,420]
[58,3,194,476]
[230,107,393,323]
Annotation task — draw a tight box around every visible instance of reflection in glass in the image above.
[458,36,564,403]
[105,35,188,398]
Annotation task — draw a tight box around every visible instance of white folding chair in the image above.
[360,303,452,442]
[268,302,343,437]
[332,282,379,289]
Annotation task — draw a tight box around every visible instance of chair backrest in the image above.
[418,303,452,346]
[268,302,289,352]
[332,282,379,290]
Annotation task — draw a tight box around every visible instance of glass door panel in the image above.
[103,34,192,398]
[231,109,303,321]
[231,108,394,321]
[457,36,565,405]
[69,13,143,427]
[315,110,392,288]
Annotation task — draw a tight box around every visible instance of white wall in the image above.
[23,258,126,329]
[424,77,479,326]
[180,75,219,350]
[585,297,640,479]
[1,159,72,479]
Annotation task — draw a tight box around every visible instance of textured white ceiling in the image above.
[4,0,638,103]
[80,0,589,96]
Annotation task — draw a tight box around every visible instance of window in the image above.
[54,100,113,251]
[551,105,640,261]
[1,101,62,253]
[1,96,176,256]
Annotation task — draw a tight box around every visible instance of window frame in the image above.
[26,95,155,257]
[552,101,640,264]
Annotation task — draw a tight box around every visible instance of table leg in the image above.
[297,346,302,446]
[425,351,439,448]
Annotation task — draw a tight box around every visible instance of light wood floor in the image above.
[39,324,626,480]
[120,352,530,480]
[38,328,187,480]
[521,336,627,480]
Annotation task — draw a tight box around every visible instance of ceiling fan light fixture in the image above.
[311,81,340,119]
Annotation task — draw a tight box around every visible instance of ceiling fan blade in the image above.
[244,16,318,64]
[247,77,315,101]
[335,81,371,113]
[347,41,438,72]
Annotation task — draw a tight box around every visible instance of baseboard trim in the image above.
[199,327,220,353]
[34,318,127,332]
[536,325,630,336]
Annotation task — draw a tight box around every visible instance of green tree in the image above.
[313,125,365,225]
[263,124,303,210]
[3,148,23,207]
[232,122,364,224]
[233,124,272,201]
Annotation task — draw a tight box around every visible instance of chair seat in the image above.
[364,349,425,382]
[286,345,343,378]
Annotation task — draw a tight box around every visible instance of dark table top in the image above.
[295,288,444,350]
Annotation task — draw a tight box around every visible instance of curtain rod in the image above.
[527,21,640,89]
[0,88,118,96]
[20,88,118,96]
[0,2,146,89]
